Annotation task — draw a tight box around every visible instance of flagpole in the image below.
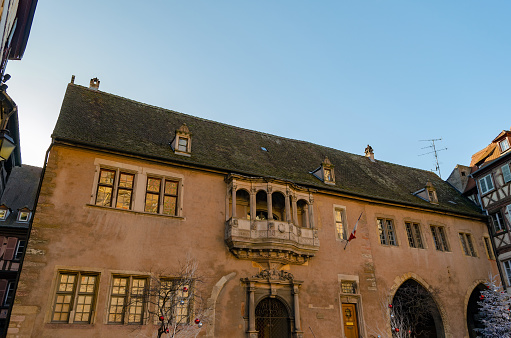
[344,212,363,250]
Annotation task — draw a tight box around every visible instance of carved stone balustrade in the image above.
[225,218,319,265]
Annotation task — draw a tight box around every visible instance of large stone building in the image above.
[11,81,498,337]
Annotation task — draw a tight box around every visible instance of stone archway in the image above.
[392,279,445,338]
[466,283,486,338]
[255,297,291,338]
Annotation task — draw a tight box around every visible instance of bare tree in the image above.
[125,258,209,338]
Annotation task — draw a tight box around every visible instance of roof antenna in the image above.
[419,138,447,178]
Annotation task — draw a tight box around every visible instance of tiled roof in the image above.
[52,84,483,218]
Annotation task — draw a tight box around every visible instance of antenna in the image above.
[419,138,447,178]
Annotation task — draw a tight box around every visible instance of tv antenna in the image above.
[419,138,447,178]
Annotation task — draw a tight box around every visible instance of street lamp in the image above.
[0,129,15,161]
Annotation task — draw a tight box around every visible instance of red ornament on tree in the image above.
[183,286,189,292]
[165,329,169,333]
[388,304,393,308]
[395,328,400,332]
[159,315,164,321]
[195,318,200,324]
[480,295,485,299]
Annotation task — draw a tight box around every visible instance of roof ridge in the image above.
[68,84,436,176]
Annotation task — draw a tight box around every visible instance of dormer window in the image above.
[0,205,10,220]
[177,137,189,152]
[171,124,192,156]
[500,139,510,153]
[311,157,335,185]
[426,181,438,204]
[17,208,31,223]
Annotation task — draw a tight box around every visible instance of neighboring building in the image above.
[0,164,40,335]
[11,81,497,337]
[465,129,511,291]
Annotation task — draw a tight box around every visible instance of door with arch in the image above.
[255,297,291,338]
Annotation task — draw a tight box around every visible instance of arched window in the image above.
[296,199,309,228]
[235,189,250,219]
[272,192,286,221]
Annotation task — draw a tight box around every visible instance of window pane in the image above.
[503,165,511,183]
[459,233,469,255]
[116,189,132,209]
[484,237,494,259]
[486,175,494,191]
[99,169,115,185]
[405,223,415,247]
[386,220,396,246]
[431,226,441,251]
[147,178,161,193]
[466,234,476,256]
[438,227,449,251]
[178,138,188,151]
[377,219,387,244]
[163,196,177,215]
[165,181,178,196]
[118,173,134,188]
[96,186,113,207]
[413,224,424,249]
[145,193,159,213]
[341,281,356,294]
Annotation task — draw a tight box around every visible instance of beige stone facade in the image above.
[9,84,499,337]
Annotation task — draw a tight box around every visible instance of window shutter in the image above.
[0,280,7,305]
[507,205,511,224]
[4,238,17,260]
[503,165,511,183]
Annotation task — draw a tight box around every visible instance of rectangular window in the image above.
[405,222,424,249]
[503,164,511,184]
[483,237,495,259]
[430,225,450,252]
[108,276,147,324]
[0,209,8,220]
[459,233,477,257]
[503,260,511,286]
[500,139,510,153]
[18,211,30,222]
[159,279,191,324]
[340,281,357,294]
[14,240,25,260]
[335,208,346,240]
[377,218,397,246]
[491,211,506,233]
[95,169,135,209]
[479,174,494,195]
[4,281,15,306]
[145,178,179,216]
[52,272,98,323]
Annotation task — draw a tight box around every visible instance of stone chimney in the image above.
[89,77,100,90]
[365,145,375,162]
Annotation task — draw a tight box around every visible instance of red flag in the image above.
[344,212,363,250]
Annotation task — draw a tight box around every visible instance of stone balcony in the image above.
[225,218,320,265]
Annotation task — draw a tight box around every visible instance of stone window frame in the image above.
[404,222,424,249]
[94,167,137,209]
[143,176,180,216]
[107,274,149,325]
[47,270,100,324]
[430,225,450,252]
[338,274,365,338]
[171,124,192,156]
[90,158,185,218]
[377,217,398,246]
[333,205,347,241]
[478,173,495,195]
[483,236,495,260]
[458,232,477,257]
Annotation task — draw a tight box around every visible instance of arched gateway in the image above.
[392,279,445,338]
[255,297,291,338]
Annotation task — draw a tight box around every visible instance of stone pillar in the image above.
[247,283,258,337]
[308,196,314,228]
[267,189,273,221]
[293,285,303,337]
[292,196,298,225]
[250,188,256,221]
[304,204,310,228]
[285,191,291,222]
[231,184,237,218]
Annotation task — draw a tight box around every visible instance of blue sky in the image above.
[5,1,511,178]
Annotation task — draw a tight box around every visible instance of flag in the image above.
[344,212,363,250]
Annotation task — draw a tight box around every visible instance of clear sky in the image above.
[5,1,511,178]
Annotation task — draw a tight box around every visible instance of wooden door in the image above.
[342,303,359,338]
